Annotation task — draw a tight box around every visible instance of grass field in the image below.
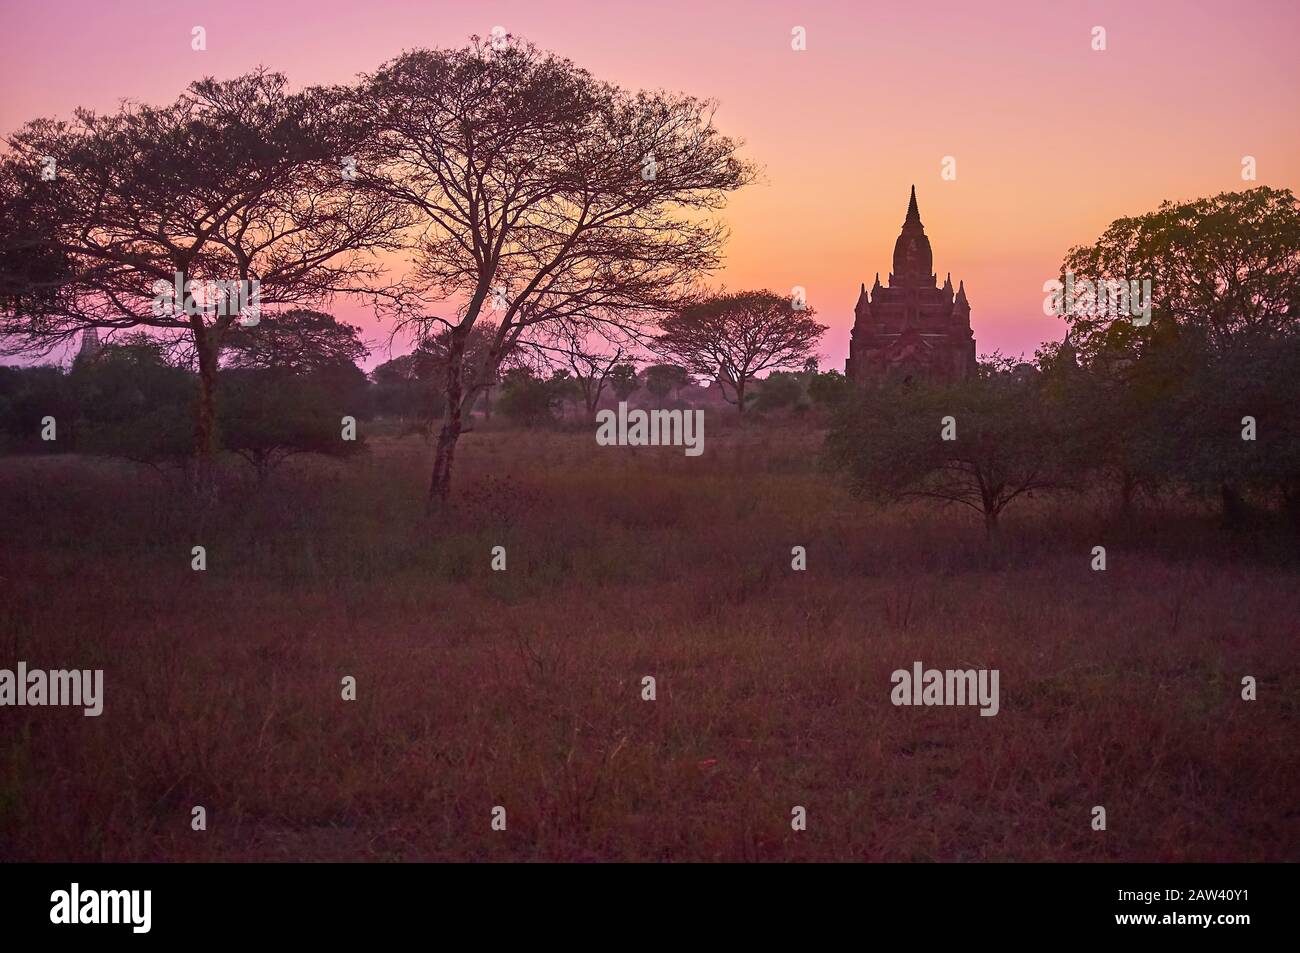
[2,425,1297,861]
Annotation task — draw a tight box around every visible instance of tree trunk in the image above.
[192,326,221,502]
[735,379,746,415]
[427,330,468,513]
[983,509,999,538]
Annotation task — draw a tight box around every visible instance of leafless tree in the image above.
[527,323,638,415]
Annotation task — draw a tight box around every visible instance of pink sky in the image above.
[3,0,1297,369]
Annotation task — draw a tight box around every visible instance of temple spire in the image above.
[904,184,921,226]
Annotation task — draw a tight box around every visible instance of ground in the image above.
[1,425,1297,861]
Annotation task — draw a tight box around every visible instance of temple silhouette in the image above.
[845,186,977,384]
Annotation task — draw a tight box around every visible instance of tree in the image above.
[532,324,632,415]
[0,160,70,326]
[69,337,196,471]
[371,354,445,425]
[220,309,368,374]
[607,362,639,402]
[220,368,365,482]
[1139,334,1300,527]
[1058,187,1300,363]
[496,367,569,428]
[0,364,77,453]
[826,368,1070,536]
[1037,326,1186,515]
[753,371,804,412]
[354,36,754,508]
[644,363,690,406]
[657,290,826,414]
[807,369,850,410]
[0,71,409,497]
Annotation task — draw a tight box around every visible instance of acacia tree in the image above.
[656,290,825,414]
[354,37,754,508]
[1059,186,1300,362]
[644,363,690,406]
[220,309,368,373]
[0,70,410,496]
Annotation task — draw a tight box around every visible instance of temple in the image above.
[845,187,977,384]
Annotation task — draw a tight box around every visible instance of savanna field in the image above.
[2,424,1297,862]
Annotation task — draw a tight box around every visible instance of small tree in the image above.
[826,369,1070,536]
[70,338,195,472]
[644,363,690,407]
[371,354,445,426]
[534,324,632,416]
[808,369,850,409]
[753,371,804,412]
[497,367,568,428]
[607,362,639,403]
[0,364,78,454]
[657,290,825,414]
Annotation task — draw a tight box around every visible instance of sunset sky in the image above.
[3,0,1297,369]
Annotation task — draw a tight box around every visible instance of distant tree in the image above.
[497,367,569,428]
[220,368,365,482]
[826,369,1071,536]
[657,290,826,414]
[220,310,368,374]
[0,364,77,453]
[371,354,444,425]
[644,364,691,406]
[1058,187,1300,363]
[354,37,754,507]
[535,325,632,415]
[607,362,639,403]
[807,369,850,409]
[69,340,196,470]
[753,371,804,412]
[220,308,372,425]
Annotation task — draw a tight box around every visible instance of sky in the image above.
[2,0,1297,370]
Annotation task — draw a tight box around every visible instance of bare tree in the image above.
[528,323,636,415]
[0,70,410,497]
[354,36,754,509]
[656,290,825,414]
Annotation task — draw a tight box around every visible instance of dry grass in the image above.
[1,425,1297,861]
